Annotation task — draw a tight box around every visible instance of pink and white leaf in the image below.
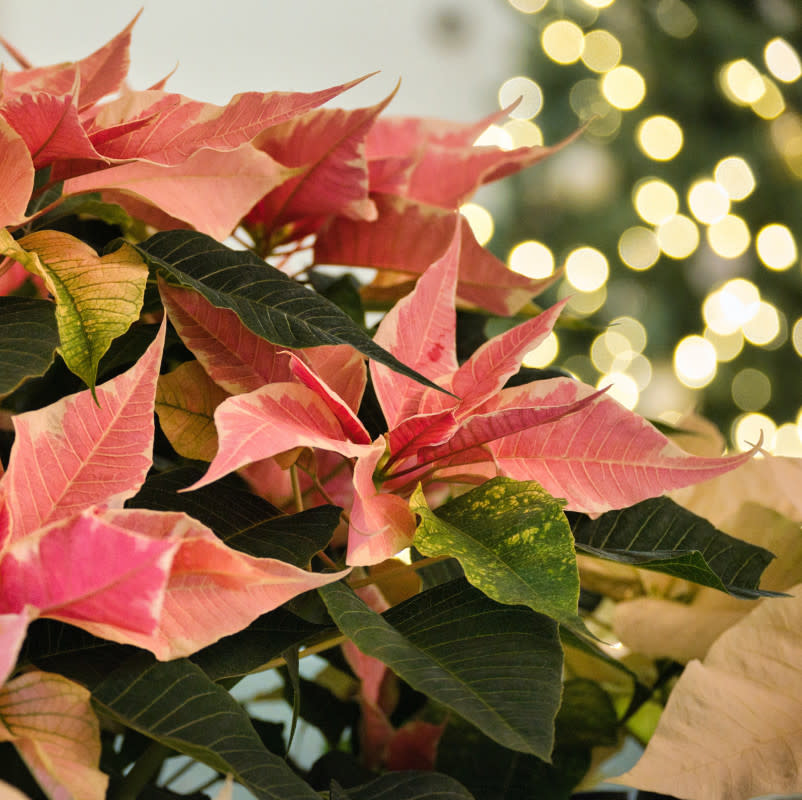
[315,195,555,316]
[63,145,291,240]
[1,321,165,542]
[347,441,417,566]
[448,299,568,413]
[0,507,177,639]
[371,227,459,429]
[189,383,374,491]
[91,75,371,164]
[96,508,349,659]
[0,82,103,169]
[490,379,756,514]
[0,670,107,800]
[301,345,366,414]
[287,353,371,444]
[0,118,34,229]
[159,279,293,393]
[0,613,30,686]
[247,95,393,231]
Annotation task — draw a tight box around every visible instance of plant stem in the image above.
[289,464,303,513]
[112,741,173,800]
[349,554,453,589]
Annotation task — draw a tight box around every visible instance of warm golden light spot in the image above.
[610,316,648,352]
[770,113,802,179]
[597,372,639,409]
[601,66,646,110]
[633,178,678,224]
[756,223,797,270]
[655,0,697,38]
[720,59,765,105]
[792,318,802,357]
[559,283,607,316]
[732,367,771,412]
[674,335,717,388]
[523,331,559,368]
[704,327,744,362]
[636,115,683,161]
[508,240,554,278]
[618,226,660,271]
[742,300,781,345]
[581,30,622,73]
[732,412,776,453]
[503,119,544,147]
[509,0,548,11]
[459,203,494,246]
[627,353,653,391]
[473,124,514,150]
[542,20,585,65]
[714,156,756,200]
[687,179,730,224]
[751,77,785,120]
[765,37,802,83]
[499,76,544,119]
[706,214,750,259]
[774,423,802,457]
[565,246,609,292]
[583,0,615,8]
[655,214,699,259]
[702,279,760,335]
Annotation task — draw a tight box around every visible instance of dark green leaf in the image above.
[308,271,365,326]
[319,578,563,760]
[342,771,476,799]
[136,230,448,393]
[0,297,59,395]
[129,466,339,566]
[569,497,777,598]
[554,679,618,748]
[559,627,639,683]
[91,653,320,800]
[25,167,61,217]
[282,646,301,752]
[189,607,331,683]
[22,619,138,691]
[412,478,585,633]
[282,674,358,747]
[436,718,589,800]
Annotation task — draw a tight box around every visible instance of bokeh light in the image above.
[597,371,639,409]
[702,279,760,335]
[655,0,697,38]
[636,115,683,161]
[704,328,744,362]
[565,246,609,291]
[473,124,514,150]
[714,156,756,200]
[559,283,607,316]
[732,412,775,452]
[750,77,785,120]
[459,203,494,246]
[756,223,797,270]
[523,331,559,367]
[601,66,646,110]
[687,179,730,224]
[633,178,678,224]
[508,240,554,278]
[731,367,771,411]
[706,214,750,259]
[674,335,717,388]
[581,30,622,73]
[499,76,544,119]
[618,226,660,271]
[719,59,765,105]
[742,300,781,346]
[509,0,548,12]
[792,318,802,357]
[764,38,802,83]
[502,118,544,147]
[542,20,584,65]
[774,423,802,457]
[655,214,699,258]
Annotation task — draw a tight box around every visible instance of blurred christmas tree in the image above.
[479,0,802,453]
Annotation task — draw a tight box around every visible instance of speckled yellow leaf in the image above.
[16,230,147,392]
[411,477,584,632]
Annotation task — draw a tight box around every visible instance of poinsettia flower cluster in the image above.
[186,227,755,565]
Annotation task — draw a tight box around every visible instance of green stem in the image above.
[112,741,173,800]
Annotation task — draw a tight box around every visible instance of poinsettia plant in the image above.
[0,14,798,800]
